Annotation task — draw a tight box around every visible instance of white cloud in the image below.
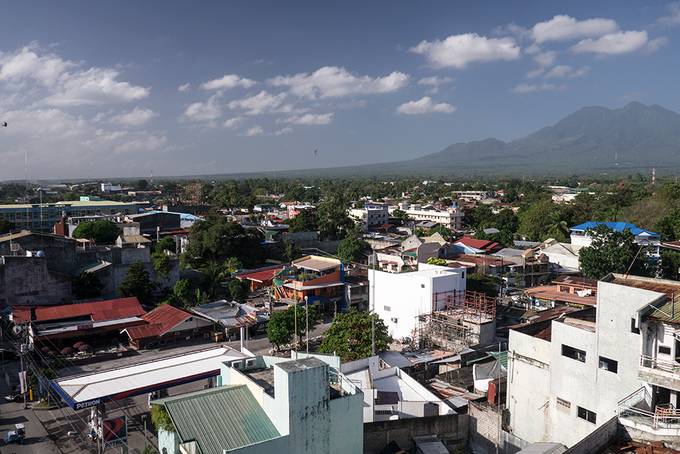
[396,96,456,115]
[228,90,291,115]
[201,74,256,90]
[274,127,293,136]
[543,65,589,78]
[532,15,618,43]
[177,83,191,92]
[0,46,75,86]
[533,50,557,67]
[111,107,157,126]
[243,125,264,136]
[223,117,244,129]
[410,33,520,69]
[417,76,454,93]
[512,82,563,94]
[45,67,149,106]
[571,30,650,55]
[659,2,680,26]
[268,66,409,99]
[646,36,669,53]
[282,113,334,125]
[526,68,545,79]
[183,93,222,122]
[113,134,167,154]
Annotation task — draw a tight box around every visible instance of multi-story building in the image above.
[156,354,363,454]
[391,203,464,230]
[0,199,140,232]
[570,221,661,257]
[506,274,680,448]
[272,255,346,309]
[348,202,389,231]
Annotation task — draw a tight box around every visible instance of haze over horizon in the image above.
[2,0,680,180]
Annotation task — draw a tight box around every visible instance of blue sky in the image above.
[1,0,679,179]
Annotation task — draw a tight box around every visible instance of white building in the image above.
[349,203,389,231]
[569,222,660,257]
[391,203,464,230]
[506,274,680,448]
[157,353,363,454]
[369,263,466,341]
[100,182,122,193]
[341,355,455,422]
[539,240,583,273]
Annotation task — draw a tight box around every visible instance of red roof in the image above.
[12,297,145,324]
[126,304,193,340]
[455,236,502,253]
[236,266,283,283]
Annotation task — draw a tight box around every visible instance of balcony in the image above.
[639,355,680,391]
[618,387,680,442]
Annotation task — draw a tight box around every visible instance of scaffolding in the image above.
[415,291,497,352]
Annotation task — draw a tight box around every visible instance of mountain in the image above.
[396,102,680,176]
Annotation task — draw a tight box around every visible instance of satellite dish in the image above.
[12,325,22,335]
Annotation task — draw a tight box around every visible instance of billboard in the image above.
[102,416,127,449]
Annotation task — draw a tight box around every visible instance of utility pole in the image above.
[371,248,376,356]
[305,296,309,354]
[294,299,298,352]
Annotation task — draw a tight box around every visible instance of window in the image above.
[383,305,391,312]
[577,406,597,424]
[556,397,571,411]
[562,345,586,363]
[631,317,640,335]
[598,356,618,373]
[659,346,672,355]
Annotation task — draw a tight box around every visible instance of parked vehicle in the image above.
[5,423,25,444]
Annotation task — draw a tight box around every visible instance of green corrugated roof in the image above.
[489,351,508,369]
[156,385,280,454]
[649,297,680,324]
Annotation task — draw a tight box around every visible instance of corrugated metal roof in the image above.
[570,221,657,237]
[126,304,194,340]
[12,297,144,324]
[157,385,280,454]
[648,298,680,324]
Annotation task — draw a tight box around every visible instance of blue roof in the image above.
[570,221,658,237]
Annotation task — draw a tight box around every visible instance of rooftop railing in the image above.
[618,386,680,430]
[640,354,680,375]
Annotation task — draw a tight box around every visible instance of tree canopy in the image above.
[119,262,155,305]
[336,228,369,264]
[288,209,319,233]
[579,225,648,279]
[72,272,104,300]
[318,309,391,362]
[72,220,120,244]
[267,305,321,350]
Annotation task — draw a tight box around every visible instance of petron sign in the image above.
[102,416,128,449]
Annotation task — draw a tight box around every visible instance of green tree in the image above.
[319,309,391,361]
[267,305,321,350]
[282,240,302,262]
[72,220,120,244]
[72,272,104,300]
[579,225,648,279]
[152,251,172,277]
[660,249,680,281]
[288,209,319,232]
[466,273,501,297]
[426,257,448,266]
[150,405,174,433]
[656,208,680,241]
[517,200,569,242]
[119,262,155,304]
[228,279,249,303]
[154,237,176,254]
[164,279,194,307]
[0,219,14,234]
[336,228,369,264]
[391,209,410,222]
[317,194,354,240]
[427,224,454,241]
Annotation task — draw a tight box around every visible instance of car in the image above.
[5,423,26,444]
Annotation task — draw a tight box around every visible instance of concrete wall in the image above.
[565,416,618,454]
[0,256,72,306]
[363,413,469,454]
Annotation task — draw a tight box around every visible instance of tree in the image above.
[391,209,410,222]
[579,225,648,279]
[0,219,14,234]
[288,209,319,233]
[72,220,120,244]
[152,251,172,277]
[336,228,369,264]
[119,262,155,305]
[164,279,194,307]
[656,208,680,241]
[154,237,176,254]
[426,257,448,266]
[150,405,174,433]
[428,224,454,241]
[282,240,302,262]
[319,309,391,361]
[228,279,249,303]
[517,200,569,242]
[660,249,680,281]
[466,273,501,297]
[267,305,321,350]
[317,194,354,240]
[72,272,104,300]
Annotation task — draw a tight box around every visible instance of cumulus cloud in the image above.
[223,117,244,129]
[533,50,557,67]
[543,65,589,78]
[243,125,264,136]
[281,113,334,125]
[268,66,409,99]
[571,30,650,55]
[410,33,520,69]
[512,82,563,94]
[417,76,454,93]
[110,107,157,126]
[183,93,222,122]
[177,83,191,92]
[201,74,256,90]
[396,97,456,115]
[532,15,618,43]
[274,127,293,136]
[658,2,680,26]
[113,134,167,154]
[228,90,293,115]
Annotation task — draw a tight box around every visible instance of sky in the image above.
[1,0,680,180]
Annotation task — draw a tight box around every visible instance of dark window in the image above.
[598,356,618,373]
[577,406,597,424]
[631,318,640,334]
[659,346,672,355]
[562,345,586,363]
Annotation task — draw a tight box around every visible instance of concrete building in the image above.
[341,355,455,423]
[349,203,389,231]
[369,263,467,342]
[538,240,583,274]
[100,182,123,193]
[391,203,464,230]
[156,354,363,454]
[506,274,680,449]
[0,199,140,232]
[273,255,345,309]
[570,222,660,257]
